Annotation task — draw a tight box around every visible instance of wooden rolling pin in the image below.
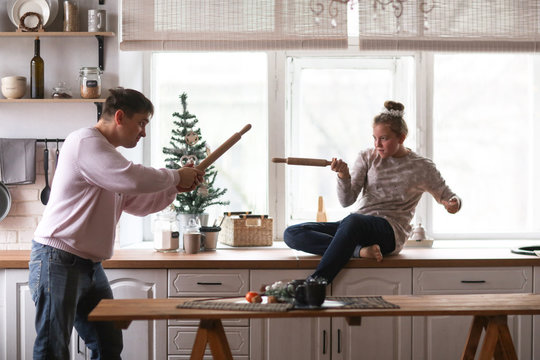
[196,124,252,170]
[271,157,332,167]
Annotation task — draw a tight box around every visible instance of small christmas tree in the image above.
[163,93,230,214]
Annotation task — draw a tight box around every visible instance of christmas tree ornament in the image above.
[197,183,209,197]
[185,131,199,145]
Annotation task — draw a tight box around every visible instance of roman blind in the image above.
[355,0,540,52]
[120,0,348,51]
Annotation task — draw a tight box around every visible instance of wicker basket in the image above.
[220,215,273,247]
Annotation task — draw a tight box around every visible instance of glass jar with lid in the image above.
[79,67,102,99]
[153,210,179,252]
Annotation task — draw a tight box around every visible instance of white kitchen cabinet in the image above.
[1,268,166,360]
[0,270,5,360]
[168,269,250,358]
[533,266,540,359]
[250,268,412,360]
[104,269,167,360]
[412,267,533,360]
[331,268,412,360]
[250,269,330,360]
[3,269,35,360]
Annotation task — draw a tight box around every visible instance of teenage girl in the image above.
[284,100,461,283]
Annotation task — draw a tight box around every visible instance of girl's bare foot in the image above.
[359,244,383,262]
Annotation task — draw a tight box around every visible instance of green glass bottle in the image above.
[31,37,44,99]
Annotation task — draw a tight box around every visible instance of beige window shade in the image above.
[356,0,540,52]
[121,0,348,51]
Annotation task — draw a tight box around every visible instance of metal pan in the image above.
[0,181,11,222]
[510,246,540,256]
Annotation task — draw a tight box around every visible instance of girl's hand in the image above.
[442,197,460,214]
[331,158,350,179]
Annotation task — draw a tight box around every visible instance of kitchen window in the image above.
[150,51,540,241]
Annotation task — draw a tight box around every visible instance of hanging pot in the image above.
[0,181,11,222]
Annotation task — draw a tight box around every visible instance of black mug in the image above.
[287,279,307,305]
[304,280,327,307]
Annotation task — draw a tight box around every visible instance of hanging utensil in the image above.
[55,139,60,170]
[0,181,11,222]
[40,140,51,205]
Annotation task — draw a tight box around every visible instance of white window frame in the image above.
[268,50,420,240]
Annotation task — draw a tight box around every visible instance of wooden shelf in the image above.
[0,32,115,37]
[0,98,106,103]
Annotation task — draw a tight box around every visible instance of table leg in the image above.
[190,319,233,360]
[477,315,517,360]
[462,315,487,360]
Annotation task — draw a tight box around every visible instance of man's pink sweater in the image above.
[34,128,180,262]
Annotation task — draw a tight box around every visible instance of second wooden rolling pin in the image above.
[196,124,252,170]
[271,157,332,167]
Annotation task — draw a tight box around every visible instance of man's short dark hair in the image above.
[102,87,154,119]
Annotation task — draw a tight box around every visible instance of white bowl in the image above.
[1,76,27,99]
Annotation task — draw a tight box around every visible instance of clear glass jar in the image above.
[52,81,72,99]
[79,67,102,99]
[63,0,79,32]
[153,211,179,252]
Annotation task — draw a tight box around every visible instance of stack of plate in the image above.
[6,0,59,29]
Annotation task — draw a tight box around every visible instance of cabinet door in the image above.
[533,267,540,359]
[105,269,167,360]
[0,270,4,360]
[331,268,412,360]
[250,269,331,360]
[412,267,532,360]
[4,269,35,360]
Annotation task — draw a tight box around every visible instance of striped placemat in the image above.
[178,299,294,312]
[177,296,398,312]
[328,296,400,309]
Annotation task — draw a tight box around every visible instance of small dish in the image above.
[10,0,50,28]
[293,299,345,310]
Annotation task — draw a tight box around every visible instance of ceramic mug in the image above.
[292,278,327,307]
[88,9,106,32]
[200,226,220,250]
[183,233,201,254]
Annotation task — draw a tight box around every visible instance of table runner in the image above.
[177,296,399,312]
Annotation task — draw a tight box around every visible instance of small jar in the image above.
[183,218,201,254]
[153,211,179,252]
[79,67,102,99]
[52,81,72,99]
[63,0,79,31]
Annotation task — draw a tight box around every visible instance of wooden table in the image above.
[88,293,540,360]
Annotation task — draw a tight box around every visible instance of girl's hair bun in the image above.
[384,100,405,112]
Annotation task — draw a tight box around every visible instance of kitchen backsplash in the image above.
[0,143,121,250]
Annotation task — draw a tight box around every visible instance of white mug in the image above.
[88,9,106,32]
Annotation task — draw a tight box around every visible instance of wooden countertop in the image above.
[1,247,539,269]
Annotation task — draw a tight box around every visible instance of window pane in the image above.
[288,57,415,223]
[432,54,539,237]
[151,53,268,220]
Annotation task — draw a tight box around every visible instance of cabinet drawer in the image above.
[168,269,249,297]
[413,267,532,294]
[168,326,249,356]
[169,357,248,360]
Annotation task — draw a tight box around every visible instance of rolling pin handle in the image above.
[239,124,252,135]
[271,158,287,163]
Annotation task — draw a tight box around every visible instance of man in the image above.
[29,88,204,359]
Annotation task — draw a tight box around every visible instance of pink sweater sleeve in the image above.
[77,136,179,194]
